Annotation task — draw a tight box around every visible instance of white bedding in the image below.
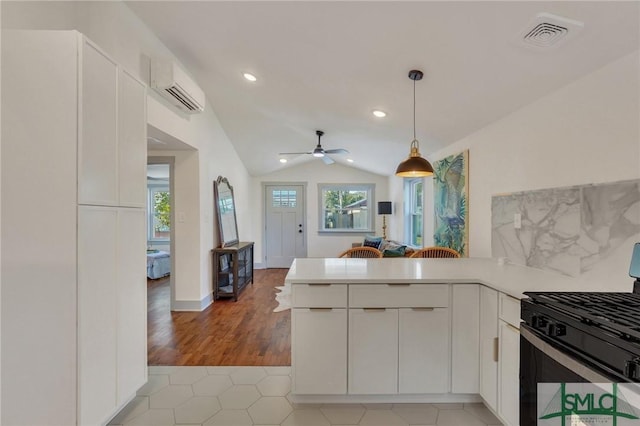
[147,250,170,279]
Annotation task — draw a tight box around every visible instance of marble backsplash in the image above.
[492,179,640,287]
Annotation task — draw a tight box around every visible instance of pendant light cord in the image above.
[413,78,416,141]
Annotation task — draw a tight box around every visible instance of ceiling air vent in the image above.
[518,13,584,49]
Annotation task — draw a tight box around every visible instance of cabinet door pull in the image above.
[411,307,434,311]
[363,308,386,312]
[493,337,499,363]
[309,308,333,312]
[308,283,331,286]
[387,283,410,286]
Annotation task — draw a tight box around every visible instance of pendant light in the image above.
[395,70,434,177]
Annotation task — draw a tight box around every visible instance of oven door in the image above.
[520,325,615,425]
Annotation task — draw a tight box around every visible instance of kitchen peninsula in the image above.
[285,257,630,426]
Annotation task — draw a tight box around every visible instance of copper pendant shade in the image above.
[395,70,434,177]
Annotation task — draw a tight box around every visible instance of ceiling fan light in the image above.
[312,152,324,158]
[279,158,287,163]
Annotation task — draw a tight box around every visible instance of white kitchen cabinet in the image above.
[498,293,521,426]
[79,38,119,206]
[398,308,449,393]
[79,39,147,208]
[348,284,450,395]
[116,208,148,404]
[499,321,520,426]
[118,70,148,208]
[479,286,499,410]
[78,207,118,425]
[451,284,480,393]
[78,207,147,424]
[349,308,399,394]
[2,30,147,426]
[292,308,347,394]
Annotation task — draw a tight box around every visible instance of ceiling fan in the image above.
[279,130,349,165]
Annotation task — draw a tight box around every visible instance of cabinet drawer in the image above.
[292,284,347,308]
[499,293,521,329]
[349,284,449,308]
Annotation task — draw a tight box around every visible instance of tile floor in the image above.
[109,366,503,426]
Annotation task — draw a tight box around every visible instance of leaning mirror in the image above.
[213,176,239,247]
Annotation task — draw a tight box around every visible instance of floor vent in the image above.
[518,13,584,49]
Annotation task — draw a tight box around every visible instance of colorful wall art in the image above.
[433,150,469,256]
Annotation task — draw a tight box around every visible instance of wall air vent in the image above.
[518,13,584,49]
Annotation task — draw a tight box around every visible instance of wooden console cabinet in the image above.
[212,242,254,301]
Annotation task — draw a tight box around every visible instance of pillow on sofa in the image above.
[363,236,384,250]
[383,241,407,257]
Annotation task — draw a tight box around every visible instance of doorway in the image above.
[264,183,307,268]
[147,157,176,310]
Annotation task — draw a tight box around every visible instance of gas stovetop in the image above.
[524,292,640,343]
[522,292,640,381]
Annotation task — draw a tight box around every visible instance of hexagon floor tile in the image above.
[109,366,502,426]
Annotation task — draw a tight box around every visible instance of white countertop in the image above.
[285,257,633,299]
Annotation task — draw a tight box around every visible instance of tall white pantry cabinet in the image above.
[2,30,147,425]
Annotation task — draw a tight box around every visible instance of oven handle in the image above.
[520,325,610,383]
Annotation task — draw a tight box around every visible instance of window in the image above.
[405,178,423,247]
[318,183,375,233]
[148,186,170,241]
[272,190,297,208]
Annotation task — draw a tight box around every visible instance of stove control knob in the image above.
[546,322,566,337]
[532,316,548,329]
[624,358,640,380]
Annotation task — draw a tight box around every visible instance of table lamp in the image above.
[377,201,392,240]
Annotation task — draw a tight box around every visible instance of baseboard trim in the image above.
[288,393,481,404]
[173,293,213,312]
[254,262,266,269]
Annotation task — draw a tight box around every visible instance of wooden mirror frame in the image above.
[213,176,239,247]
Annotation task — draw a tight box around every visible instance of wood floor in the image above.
[147,269,291,366]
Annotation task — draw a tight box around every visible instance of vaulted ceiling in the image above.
[127,1,640,176]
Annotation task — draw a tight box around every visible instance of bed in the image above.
[147,250,171,279]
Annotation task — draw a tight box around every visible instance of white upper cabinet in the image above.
[118,70,147,207]
[79,38,119,206]
[79,39,147,207]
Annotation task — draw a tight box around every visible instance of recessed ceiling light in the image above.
[372,110,387,118]
[347,158,354,163]
[243,72,257,82]
[279,158,287,163]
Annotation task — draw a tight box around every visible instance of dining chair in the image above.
[338,246,383,258]
[409,246,461,258]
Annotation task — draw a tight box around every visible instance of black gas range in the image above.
[519,243,640,425]
[522,291,640,382]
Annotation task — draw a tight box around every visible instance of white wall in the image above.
[391,50,640,279]
[252,161,389,261]
[3,1,253,308]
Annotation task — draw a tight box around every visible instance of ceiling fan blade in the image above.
[321,155,335,165]
[324,148,349,154]
[278,151,311,155]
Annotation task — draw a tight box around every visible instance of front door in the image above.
[265,184,306,268]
